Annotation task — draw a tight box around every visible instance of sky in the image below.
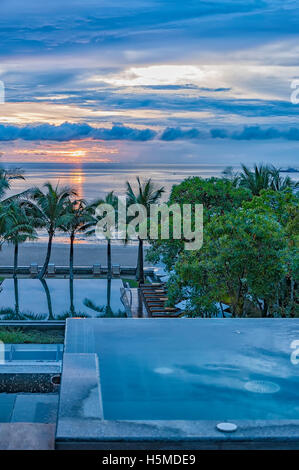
[0,0,299,165]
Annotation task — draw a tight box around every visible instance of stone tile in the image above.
[0,394,16,422]
[11,393,58,423]
[0,423,55,450]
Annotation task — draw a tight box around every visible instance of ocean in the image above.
[3,162,232,201]
[2,162,298,244]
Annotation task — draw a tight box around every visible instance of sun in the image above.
[71,150,86,158]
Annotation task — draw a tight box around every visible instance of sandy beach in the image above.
[0,242,150,268]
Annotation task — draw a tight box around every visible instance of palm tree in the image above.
[84,191,118,280]
[0,166,25,202]
[29,183,76,279]
[239,164,272,195]
[221,166,240,187]
[61,198,92,280]
[3,200,37,277]
[0,166,26,248]
[269,166,299,192]
[126,177,164,284]
[239,163,298,195]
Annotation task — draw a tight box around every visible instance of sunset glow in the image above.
[0,1,298,164]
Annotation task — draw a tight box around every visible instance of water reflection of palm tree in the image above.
[69,277,75,316]
[84,192,118,280]
[83,280,126,318]
[40,279,54,320]
[106,278,112,316]
[13,277,19,317]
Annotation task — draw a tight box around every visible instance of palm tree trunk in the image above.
[107,239,112,280]
[40,279,54,320]
[39,231,54,279]
[136,237,144,285]
[69,232,75,280]
[13,241,18,278]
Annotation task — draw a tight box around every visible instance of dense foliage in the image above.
[147,170,299,318]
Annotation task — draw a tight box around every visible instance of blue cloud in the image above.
[0,122,157,142]
[1,0,299,143]
[1,122,299,142]
[161,127,201,141]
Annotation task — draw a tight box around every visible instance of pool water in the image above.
[0,278,125,319]
[65,318,299,421]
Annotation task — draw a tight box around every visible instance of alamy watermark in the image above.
[94,196,203,250]
[290,340,299,365]
[290,79,299,104]
[0,80,4,104]
[0,341,4,364]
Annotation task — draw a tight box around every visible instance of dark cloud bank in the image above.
[1,122,299,142]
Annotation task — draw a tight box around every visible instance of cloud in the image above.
[0,122,157,142]
[160,127,201,141]
[1,122,299,142]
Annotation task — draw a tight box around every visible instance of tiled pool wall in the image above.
[0,344,62,392]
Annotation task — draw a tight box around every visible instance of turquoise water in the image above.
[66,318,299,421]
[0,278,125,319]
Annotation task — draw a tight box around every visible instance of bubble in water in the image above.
[154,367,174,375]
[245,380,280,394]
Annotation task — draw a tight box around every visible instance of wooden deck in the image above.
[140,283,182,317]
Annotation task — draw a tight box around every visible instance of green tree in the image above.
[29,183,76,279]
[169,208,286,317]
[0,165,26,247]
[126,177,164,284]
[84,191,118,280]
[243,189,299,316]
[269,166,299,192]
[239,164,272,195]
[239,164,298,195]
[61,198,92,280]
[3,201,38,277]
[0,166,25,202]
[147,176,250,271]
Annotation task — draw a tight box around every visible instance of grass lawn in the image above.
[122,278,139,288]
[122,278,152,288]
[0,327,64,344]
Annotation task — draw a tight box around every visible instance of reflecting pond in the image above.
[0,278,126,320]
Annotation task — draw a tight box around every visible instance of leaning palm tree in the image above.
[61,198,93,280]
[3,200,37,277]
[0,165,26,248]
[221,166,240,187]
[84,192,118,280]
[239,164,272,195]
[126,177,165,284]
[0,166,25,202]
[29,183,77,279]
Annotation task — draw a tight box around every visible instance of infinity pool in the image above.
[64,318,299,421]
[0,278,125,319]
